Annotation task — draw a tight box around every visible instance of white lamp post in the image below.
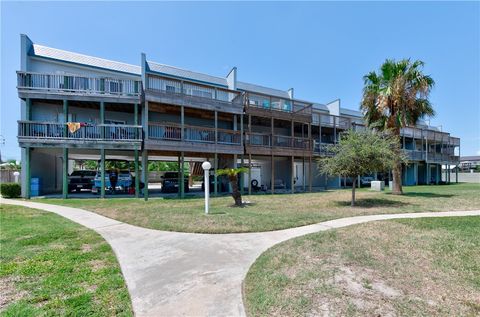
[202,161,212,214]
[13,171,20,183]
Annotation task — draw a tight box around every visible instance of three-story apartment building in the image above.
[16,35,461,199]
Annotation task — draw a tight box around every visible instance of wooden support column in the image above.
[309,155,312,192]
[248,154,252,195]
[214,111,218,144]
[181,105,185,141]
[271,154,275,194]
[180,152,185,198]
[333,116,337,143]
[455,165,458,183]
[142,150,148,201]
[240,155,244,195]
[144,101,149,141]
[63,99,68,137]
[214,153,218,196]
[25,147,31,199]
[240,114,244,148]
[291,156,295,194]
[26,98,32,121]
[100,149,105,198]
[134,149,139,198]
[303,156,306,191]
[134,103,139,139]
[100,101,104,138]
[62,148,68,199]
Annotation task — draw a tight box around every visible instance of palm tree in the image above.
[216,167,248,206]
[361,59,435,195]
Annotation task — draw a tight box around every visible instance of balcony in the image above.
[245,132,311,156]
[403,150,424,161]
[313,114,351,130]
[313,141,337,156]
[18,121,142,149]
[145,75,244,114]
[245,93,312,122]
[17,71,141,102]
[146,122,243,154]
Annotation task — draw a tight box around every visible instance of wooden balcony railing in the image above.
[403,150,424,161]
[146,75,244,107]
[313,141,337,156]
[18,121,142,141]
[148,123,241,145]
[246,133,310,150]
[17,71,141,97]
[245,93,312,116]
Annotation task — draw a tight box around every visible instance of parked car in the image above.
[68,170,96,192]
[92,170,134,194]
[161,172,189,193]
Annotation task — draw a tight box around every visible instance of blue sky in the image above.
[1,1,479,160]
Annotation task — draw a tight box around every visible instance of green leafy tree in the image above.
[216,167,248,206]
[361,59,435,195]
[318,130,405,206]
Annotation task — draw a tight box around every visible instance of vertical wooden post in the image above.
[248,154,252,195]
[134,149,139,198]
[240,113,244,148]
[63,100,68,137]
[100,148,105,198]
[144,101,149,141]
[180,152,185,198]
[214,111,218,144]
[25,147,31,199]
[240,155,244,195]
[62,148,68,199]
[181,105,185,141]
[214,153,218,196]
[309,155,312,192]
[303,156,306,191]
[271,154,274,194]
[142,150,148,201]
[291,156,295,194]
[100,101,105,139]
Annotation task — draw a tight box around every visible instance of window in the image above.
[166,85,177,93]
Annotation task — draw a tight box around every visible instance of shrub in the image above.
[1,183,21,198]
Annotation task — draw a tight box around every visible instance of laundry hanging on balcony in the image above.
[66,122,87,133]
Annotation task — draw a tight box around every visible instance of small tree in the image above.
[216,167,248,206]
[318,129,405,206]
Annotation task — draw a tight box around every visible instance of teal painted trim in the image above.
[62,148,68,199]
[146,70,228,89]
[100,101,105,139]
[100,149,105,198]
[134,149,139,198]
[142,150,149,201]
[25,147,31,199]
[31,55,141,77]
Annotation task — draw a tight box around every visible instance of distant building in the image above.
[459,156,480,171]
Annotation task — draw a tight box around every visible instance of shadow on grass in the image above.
[334,198,409,208]
[401,192,455,198]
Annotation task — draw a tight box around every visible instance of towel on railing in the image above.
[67,122,81,133]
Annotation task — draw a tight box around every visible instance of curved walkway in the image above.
[2,198,479,317]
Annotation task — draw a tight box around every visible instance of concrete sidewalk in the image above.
[2,198,479,317]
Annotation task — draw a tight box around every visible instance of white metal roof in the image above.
[31,44,141,75]
[146,61,228,87]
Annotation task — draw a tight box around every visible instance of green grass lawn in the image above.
[42,183,480,233]
[244,216,480,317]
[0,205,132,316]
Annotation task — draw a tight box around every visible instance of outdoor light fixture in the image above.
[202,161,212,214]
[13,171,20,183]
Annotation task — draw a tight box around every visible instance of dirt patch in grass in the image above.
[244,216,480,316]
[44,183,480,233]
[0,276,27,309]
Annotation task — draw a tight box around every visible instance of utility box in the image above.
[371,181,385,191]
[30,177,41,196]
